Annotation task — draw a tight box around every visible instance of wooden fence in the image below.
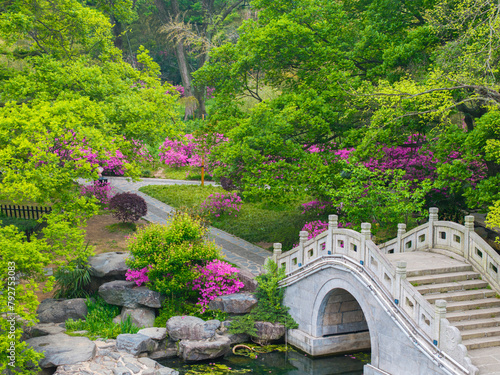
[0,205,52,220]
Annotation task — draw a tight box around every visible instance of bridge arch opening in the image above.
[315,288,372,355]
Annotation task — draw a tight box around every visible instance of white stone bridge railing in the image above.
[378,207,500,293]
[272,209,496,375]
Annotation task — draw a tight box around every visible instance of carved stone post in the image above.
[464,215,475,261]
[429,207,439,249]
[299,231,308,267]
[434,299,447,347]
[273,243,282,264]
[396,223,406,253]
[328,214,338,254]
[361,223,371,265]
[394,261,407,305]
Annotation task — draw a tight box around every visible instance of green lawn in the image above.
[139,185,309,250]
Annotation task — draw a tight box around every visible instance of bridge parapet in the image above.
[274,215,437,343]
[378,208,500,293]
[273,209,493,374]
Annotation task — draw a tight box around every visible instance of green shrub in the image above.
[126,212,222,299]
[229,260,298,337]
[53,258,92,299]
[65,296,139,339]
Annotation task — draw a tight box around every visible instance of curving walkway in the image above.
[105,177,269,275]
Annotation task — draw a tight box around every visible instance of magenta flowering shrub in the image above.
[191,260,244,312]
[126,265,152,286]
[301,220,352,241]
[158,133,227,171]
[200,192,242,218]
[80,181,116,207]
[301,200,333,216]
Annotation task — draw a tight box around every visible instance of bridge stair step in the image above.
[415,279,489,295]
[445,298,500,313]
[453,317,500,331]
[447,307,500,322]
[406,264,473,277]
[424,289,497,304]
[460,326,500,341]
[462,336,500,350]
[407,271,481,286]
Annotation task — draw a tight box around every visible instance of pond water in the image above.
[160,350,368,375]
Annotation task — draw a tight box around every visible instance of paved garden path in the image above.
[106,177,269,275]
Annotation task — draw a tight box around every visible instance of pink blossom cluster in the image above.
[166,85,215,98]
[330,135,486,185]
[191,260,244,312]
[200,192,242,218]
[301,220,352,241]
[159,134,198,167]
[80,181,116,207]
[158,133,227,171]
[301,200,333,215]
[125,265,153,286]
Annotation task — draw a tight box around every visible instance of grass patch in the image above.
[0,215,39,232]
[65,296,139,339]
[158,166,214,181]
[105,222,137,233]
[140,185,308,250]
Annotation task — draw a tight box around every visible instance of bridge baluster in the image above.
[299,231,308,267]
[273,243,282,265]
[396,223,406,253]
[429,207,439,249]
[327,214,338,255]
[464,215,474,261]
[394,261,407,306]
[360,222,371,265]
[434,299,447,347]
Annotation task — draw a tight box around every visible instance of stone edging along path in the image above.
[106,177,270,275]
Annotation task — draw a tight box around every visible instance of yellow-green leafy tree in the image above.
[0,0,179,372]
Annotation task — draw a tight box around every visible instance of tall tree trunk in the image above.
[169,0,194,98]
[111,16,123,50]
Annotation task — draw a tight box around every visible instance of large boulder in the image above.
[121,307,155,328]
[178,335,231,361]
[238,269,258,292]
[98,280,163,308]
[116,333,156,356]
[137,327,168,341]
[88,251,130,278]
[253,321,286,345]
[37,299,88,324]
[24,323,66,339]
[26,333,96,368]
[166,316,220,341]
[208,293,257,314]
[52,339,179,375]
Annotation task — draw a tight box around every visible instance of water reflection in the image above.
[161,350,367,375]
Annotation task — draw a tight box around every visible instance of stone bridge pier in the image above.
[283,265,451,375]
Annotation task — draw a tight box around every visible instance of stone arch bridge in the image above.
[273,208,500,375]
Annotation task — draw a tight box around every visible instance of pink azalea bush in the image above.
[191,260,244,312]
[200,192,242,218]
[158,133,227,172]
[80,181,116,207]
[125,265,153,286]
[301,200,333,216]
[301,220,352,241]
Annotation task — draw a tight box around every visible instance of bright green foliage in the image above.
[0,227,47,374]
[65,296,139,339]
[127,213,222,299]
[53,258,92,299]
[328,165,432,230]
[229,260,298,338]
[0,0,179,372]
